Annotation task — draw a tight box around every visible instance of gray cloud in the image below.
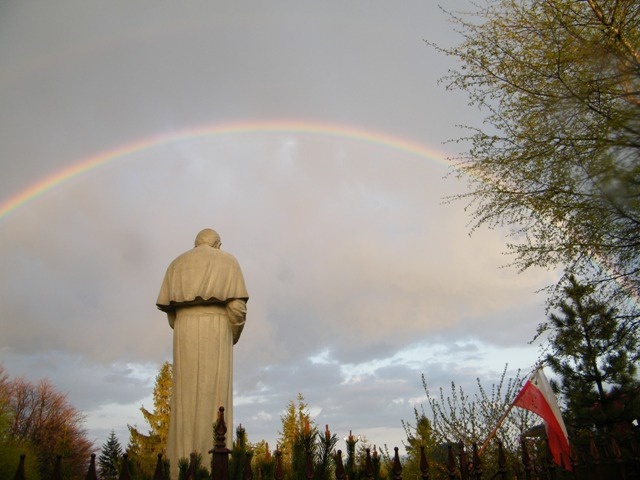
[1,0,546,451]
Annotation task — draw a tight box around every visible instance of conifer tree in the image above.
[278,393,317,480]
[402,413,445,480]
[314,425,338,480]
[98,430,123,480]
[344,431,360,480]
[250,439,274,480]
[541,275,640,432]
[128,361,172,477]
[229,424,249,480]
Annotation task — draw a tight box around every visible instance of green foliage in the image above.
[229,424,249,480]
[250,439,275,480]
[177,452,209,480]
[98,429,123,479]
[314,425,338,480]
[437,0,640,318]
[402,413,448,480]
[541,275,640,432]
[0,443,41,480]
[344,431,359,480]
[177,456,190,479]
[128,361,172,478]
[275,394,384,480]
[277,393,318,480]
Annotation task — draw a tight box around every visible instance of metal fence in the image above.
[10,407,640,480]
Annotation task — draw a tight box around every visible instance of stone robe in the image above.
[157,242,248,477]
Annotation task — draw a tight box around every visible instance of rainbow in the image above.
[3,119,638,306]
[0,120,454,222]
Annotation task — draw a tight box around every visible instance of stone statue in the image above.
[156,229,248,478]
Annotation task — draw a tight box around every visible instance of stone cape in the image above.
[156,246,248,312]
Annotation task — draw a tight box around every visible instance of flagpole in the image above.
[478,402,516,455]
[478,366,541,456]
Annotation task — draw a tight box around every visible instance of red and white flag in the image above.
[513,368,571,470]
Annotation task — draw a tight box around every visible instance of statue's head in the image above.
[195,228,221,248]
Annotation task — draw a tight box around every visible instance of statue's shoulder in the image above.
[217,248,238,260]
[216,249,243,269]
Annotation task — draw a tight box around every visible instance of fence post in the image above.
[210,407,231,480]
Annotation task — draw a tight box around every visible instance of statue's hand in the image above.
[226,299,247,344]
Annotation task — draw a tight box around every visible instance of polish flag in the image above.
[514,368,571,470]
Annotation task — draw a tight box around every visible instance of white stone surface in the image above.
[157,229,248,478]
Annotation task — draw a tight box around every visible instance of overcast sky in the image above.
[0,1,554,454]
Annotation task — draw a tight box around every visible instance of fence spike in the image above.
[544,438,557,480]
[305,449,314,480]
[628,434,640,473]
[446,444,456,480]
[471,443,482,480]
[364,448,374,480]
[520,439,532,480]
[243,451,254,480]
[458,442,469,480]
[214,406,228,449]
[334,449,346,480]
[152,453,165,480]
[392,447,402,480]
[119,452,132,480]
[568,438,579,471]
[51,455,63,480]
[186,453,197,480]
[274,447,284,480]
[610,435,622,461]
[419,445,430,480]
[588,435,600,467]
[609,435,626,480]
[496,441,507,480]
[12,453,26,480]
[85,453,98,480]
